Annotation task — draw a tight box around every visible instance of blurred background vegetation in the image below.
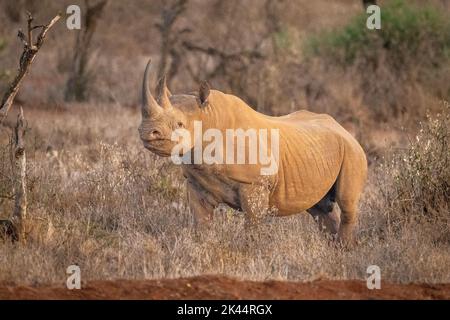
[306,0,450,119]
[0,0,449,128]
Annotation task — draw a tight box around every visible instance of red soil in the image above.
[0,275,449,300]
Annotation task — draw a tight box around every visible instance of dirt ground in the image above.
[0,276,449,300]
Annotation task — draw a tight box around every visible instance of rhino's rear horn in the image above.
[199,81,210,107]
[156,75,173,110]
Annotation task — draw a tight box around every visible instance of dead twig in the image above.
[0,12,61,124]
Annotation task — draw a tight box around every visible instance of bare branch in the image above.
[31,25,45,31]
[26,12,34,50]
[183,41,264,61]
[36,14,61,49]
[0,12,61,124]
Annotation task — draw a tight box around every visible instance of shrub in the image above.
[304,0,450,119]
[378,102,449,235]
[306,0,450,68]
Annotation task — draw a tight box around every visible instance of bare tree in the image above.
[155,0,190,84]
[0,12,61,123]
[181,1,269,107]
[182,42,265,82]
[64,0,108,102]
[0,12,60,242]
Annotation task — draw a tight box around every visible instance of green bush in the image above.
[305,0,450,69]
[304,1,450,119]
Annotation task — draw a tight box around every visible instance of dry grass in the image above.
[0,103,449,285]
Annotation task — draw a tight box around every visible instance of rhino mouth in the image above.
[142,139,173,157]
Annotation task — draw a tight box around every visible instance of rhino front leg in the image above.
[239,183,271,226]
[186,180,216,225]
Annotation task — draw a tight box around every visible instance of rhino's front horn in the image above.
[156,75,173,110]
[142,59,163,117]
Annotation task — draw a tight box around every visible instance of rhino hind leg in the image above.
[334,152,367,244]
[308,184,340,235]
[335,200,358,245]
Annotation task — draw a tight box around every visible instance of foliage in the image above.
[306,0,450,69]
[378,102,449,235]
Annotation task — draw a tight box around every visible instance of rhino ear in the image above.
[198,81,210,107]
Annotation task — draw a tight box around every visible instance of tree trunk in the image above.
[65,0,108,102]
[11,108,27,240]
[156,0,189,85]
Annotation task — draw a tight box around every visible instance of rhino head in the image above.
[138,59,210,157]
